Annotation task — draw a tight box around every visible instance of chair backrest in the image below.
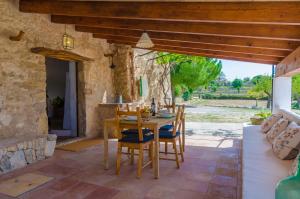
[125,103,145,111]
[115,106,144,141]
[170,105,184,136]
[158,102,176,113]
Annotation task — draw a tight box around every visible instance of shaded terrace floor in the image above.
[0,135,242,199]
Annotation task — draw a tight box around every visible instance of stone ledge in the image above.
[0,135,55,174]
[0,135,47,149]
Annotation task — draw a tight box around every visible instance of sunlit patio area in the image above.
[0,136,241,199]
[1,1,300,199]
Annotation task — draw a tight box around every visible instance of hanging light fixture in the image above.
[62,24,74,50]
[136,32,154,49]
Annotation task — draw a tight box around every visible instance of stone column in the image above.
[113,45,134,102]
[272,77,292,113]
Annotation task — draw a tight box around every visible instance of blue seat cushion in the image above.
[119,132,154,143]
[159,124,174,131]
[159,130,180,139]
[121,128,151,136]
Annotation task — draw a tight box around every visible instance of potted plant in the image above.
[51,96,64,118]
[250,111,271,125]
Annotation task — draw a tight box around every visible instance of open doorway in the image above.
[46,57,78,142]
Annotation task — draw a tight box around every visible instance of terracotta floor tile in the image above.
[207,183,237,199]
[19,188,63,199]
[38,164,79,178]
[48,177,80,191]
[84,186,119,199]
[215,167,237,178]
[211,175,237,187]
[0,137,242,199]
[52,182,100,199]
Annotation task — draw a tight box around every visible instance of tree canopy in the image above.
[292,74,300,103]
[232,78,243,93]
[155,52,222,98]
[248,75,272,107]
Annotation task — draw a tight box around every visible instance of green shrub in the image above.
[200,93,268,100]
[292,102,300,110]
[255,111,271,119]
[174,85,182,97]
[182,91,191,101]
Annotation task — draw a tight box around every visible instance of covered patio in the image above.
[0,135,242,199]
[1,1,300,199]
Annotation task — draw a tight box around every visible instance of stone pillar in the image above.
[272,77,292,113]
[113,45,135,102]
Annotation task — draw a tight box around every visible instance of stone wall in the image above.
[0,0,115,140]
[134,49,172,104]
[0,136,46,173]
[112,47,171,105]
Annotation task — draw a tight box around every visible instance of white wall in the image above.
[272,77,292,113]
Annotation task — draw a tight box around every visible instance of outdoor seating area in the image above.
[0,134,242,199]
[1,0,300,199]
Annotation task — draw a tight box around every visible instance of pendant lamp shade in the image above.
[136,32,154,49]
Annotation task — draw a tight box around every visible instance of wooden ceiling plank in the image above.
[20,1,300,24]
[106,39,286,58]
[51,16,300,50]
[52,16,300,41]
[149,47,278,65]
[75,26,289,57]
[93,34,281,62]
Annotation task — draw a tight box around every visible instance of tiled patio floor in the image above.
[0,136,242,199]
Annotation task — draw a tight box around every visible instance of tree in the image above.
[292,74,300,104]
[232,78,243,93]
[155,53,222,101]
[249,75,272,108]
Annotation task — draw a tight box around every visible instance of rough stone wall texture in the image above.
[134,49,172,104]
[0,0,115,139]
[112,45,134,102]
[111,46,171,105]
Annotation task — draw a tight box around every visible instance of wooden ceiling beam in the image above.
[77,26,299,51]
[20,1,300,24]
[52,16,300,41]
[75,26,290,57]
[147,47,278,65]
[94,35,281,63]
[276,47,300,77]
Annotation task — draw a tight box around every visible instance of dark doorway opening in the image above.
[46,57,78,142]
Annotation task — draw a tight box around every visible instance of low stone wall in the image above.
[0,135,56,173]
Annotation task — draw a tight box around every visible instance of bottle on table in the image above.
[276,157,300,199]
[151,98,156,116]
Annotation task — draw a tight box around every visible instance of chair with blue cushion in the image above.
[159,105,184,168]
[158,102,176,153]
[115,107,154,178]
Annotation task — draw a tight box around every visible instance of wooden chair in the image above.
[180,105,186,152]
[158,102,176,113]
[159,105,184,168]
[158,102,176,153]
[115,107,154,178]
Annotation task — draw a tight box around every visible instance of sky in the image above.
[220,59,273,81]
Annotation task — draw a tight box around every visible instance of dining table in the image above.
[103,115,185,179]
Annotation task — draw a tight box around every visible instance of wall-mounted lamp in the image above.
[62,25,74,50]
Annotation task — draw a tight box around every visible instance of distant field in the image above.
[181,99,269,123]
[188,99,268,108]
